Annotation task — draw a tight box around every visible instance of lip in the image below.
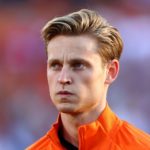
[57,91,73,95]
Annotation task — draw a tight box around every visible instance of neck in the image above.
[60,101,106,147]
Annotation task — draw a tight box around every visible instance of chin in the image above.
[57,104,78,114]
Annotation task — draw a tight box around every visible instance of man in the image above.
[26,9,150,149]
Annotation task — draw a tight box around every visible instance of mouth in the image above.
[57,91,73,95]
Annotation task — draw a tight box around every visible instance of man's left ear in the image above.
[105,59,119,85]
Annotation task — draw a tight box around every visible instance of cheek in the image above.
[79,71,99,86]
[77,72,96,96]
[47,72,57,92]
[80,71,105,93]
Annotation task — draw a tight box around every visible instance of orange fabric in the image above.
[26,105,150,150]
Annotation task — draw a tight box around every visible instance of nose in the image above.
[57,66,72,85]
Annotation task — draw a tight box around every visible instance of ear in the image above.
[105,59,119,85]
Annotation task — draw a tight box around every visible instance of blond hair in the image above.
[41,9,123,63]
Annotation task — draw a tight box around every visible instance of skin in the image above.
[47,34,119,147]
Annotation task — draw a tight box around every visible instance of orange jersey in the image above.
[26,105,150,150]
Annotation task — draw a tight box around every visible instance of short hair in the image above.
[41,9,123,63]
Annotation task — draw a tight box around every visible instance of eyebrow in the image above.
[47,58,91,66]
[69,58,91,66]
[47,58,61,64]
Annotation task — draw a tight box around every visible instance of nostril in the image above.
[58,77,72,85]
[57,70,72,85]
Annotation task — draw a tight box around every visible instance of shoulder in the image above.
[25,123,62,150]
[25,134,52,150]
[114,120,150,149]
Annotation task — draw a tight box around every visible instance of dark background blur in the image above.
[0,0,150,149]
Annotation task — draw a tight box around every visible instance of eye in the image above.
[49,62,62,71]
[72,62,86,70]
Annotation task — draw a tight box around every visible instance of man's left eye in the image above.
[72,63,86,70]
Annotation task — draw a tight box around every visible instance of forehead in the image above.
[47,35,104,67]
[47,34,100,58]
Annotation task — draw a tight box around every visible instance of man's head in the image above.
[41,9,123,64]
[42,9,123,114]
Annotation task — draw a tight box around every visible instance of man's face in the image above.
[47,34,108,114]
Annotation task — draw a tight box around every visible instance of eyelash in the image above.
[49,62,86,71]
[49,63,62,70]
[71,63,86,70]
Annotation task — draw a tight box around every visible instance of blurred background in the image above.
[0,0,150,149]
